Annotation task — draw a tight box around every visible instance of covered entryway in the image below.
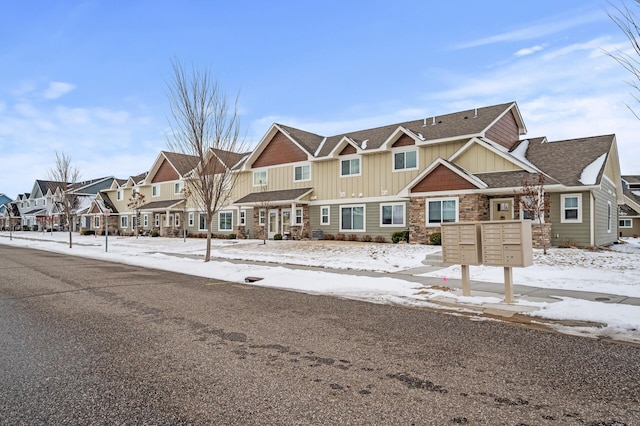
[490,198,514,221]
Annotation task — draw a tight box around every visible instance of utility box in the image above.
[481,220,533,267]
[441,222,482,265]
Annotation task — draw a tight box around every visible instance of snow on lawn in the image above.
[1,231,639,343]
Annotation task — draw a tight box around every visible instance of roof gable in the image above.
[252,129,308,168]
[400,159,486,196]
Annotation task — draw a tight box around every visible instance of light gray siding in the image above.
[593,178,618,246]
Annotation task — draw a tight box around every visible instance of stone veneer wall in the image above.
[249,205,310,240]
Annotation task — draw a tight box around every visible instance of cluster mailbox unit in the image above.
[441,220,533,303]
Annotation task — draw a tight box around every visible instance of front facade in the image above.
[7,101,625,248]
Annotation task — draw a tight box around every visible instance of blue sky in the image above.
[1,0,638,198]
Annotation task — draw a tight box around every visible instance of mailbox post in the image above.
[104,208,111,252]
[441,223,482,296]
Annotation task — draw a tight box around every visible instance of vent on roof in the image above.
[474,108,478,118]
[432,116,436,125]
[422,118,427,127]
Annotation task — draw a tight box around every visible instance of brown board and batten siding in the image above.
[485,110,520,150]
[252,131,308,168]
[152,159,180,182]
[411,165,476,193]
[392,133,416,147]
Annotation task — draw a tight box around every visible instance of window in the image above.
[199,214,208,231]
[188,212,194,227]
[117,190,123,201]
[219,211,233,231]
[174,182,183,194]
[239,210,246,226]
[259,209,266,226]
[320,206,330,225]
[152,185,160,197]
[175,213,180,227]
[340,205,365,231]
[426,198,457,225]
[393,150,417,171]
[520,196,536,220]
[561,194,582,223]
[607,201,612,233]
[295,208,303,225]
[121,216,129,228]
[381,203,405,226]
[340,157,360,177]
[34,199,38,206]
[132,216,137,229]
[94,216,100,228]
[294,164,311,182]
[143,214,149,227]
[253,170,267,186]
[43,199,46,206]
[155,214,160,227]
[620,218,633,228]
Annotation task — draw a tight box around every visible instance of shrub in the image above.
[273,233,283,240]
[335,233,345,241]
[228,233,237,240]
[81,229,95,236]
[558,238,578,248]
[361,234,372,242]
[374,235,386,243]
[151,231,160,237]
[323,233,335,240]
[347,234,359,241]
[429,232,442,245]
[391,230,409,244]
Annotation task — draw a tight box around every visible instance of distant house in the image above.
[225,102,622,247]
[619,175,640,237]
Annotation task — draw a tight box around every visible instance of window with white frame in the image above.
[259,209,266,226]
[607,201,612,233]
[295,208,303,225]
[117,190,123,200]
[43,199,46,206]
[340,205,365,231]
[175,213,180,227]
[174,182,183,194]
[393,150,417,171]
[219,211,233,231]
[34,199,38,206]
[143,214,149,227]
[152,185,160,197]
[121,216,129,229]
[561,194,582,223]
[320,206,330,225]
[340,157,360,177]
[520,196,536,221]
[294,164,311,182]
[239,210,246,226]
[426,198,458,225]
[199,214,208,231]
[620,218,632,228]
[94,216,100,228]
[155,214,160,227]
[188,212,194,227]
[253,170,267,186]
[132,216,137,229]
[381,203,405,226]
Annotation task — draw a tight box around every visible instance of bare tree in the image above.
[127,191,146,238]
[49,151,81,248]
[606,1,640,118]
[519,174,550,254]
[165,59,246,261]
[1,202,16,240]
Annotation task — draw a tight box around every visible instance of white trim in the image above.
[320,205,330,225]
[198,213,208,231]
[340,155,361,178]
[620,218,633,228]
[490,197,514,221]
[339,204,366,232]
[561,193,582,223]
[392,148,418,172]
[152,184,160,197]
[380,202,406,227]
[188,212,195,227]
[218,211,233,231]
[253,169,268,187]
[293,163,311,182]
[425,197,459,227]
[607,201,612,233]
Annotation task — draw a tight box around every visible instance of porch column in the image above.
[290,202,296,226]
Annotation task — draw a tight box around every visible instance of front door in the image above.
[490,198,514,221]
[268,209,279,239]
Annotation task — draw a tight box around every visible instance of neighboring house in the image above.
[0,193,15,230]
[226,101,622,247]
[619,175,640,237]
[17,181,67,230]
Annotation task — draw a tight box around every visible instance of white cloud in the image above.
[515,44,545,56]
[42,81,76,99]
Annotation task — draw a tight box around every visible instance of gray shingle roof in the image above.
[235,188,313,204]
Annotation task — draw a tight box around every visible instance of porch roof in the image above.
[22,208,47,216]
[139,199,185,211]
[234,188,313,206]
[474,170,560,189]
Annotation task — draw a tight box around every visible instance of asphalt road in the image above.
[0,244,638,425]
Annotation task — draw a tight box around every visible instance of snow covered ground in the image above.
[1,231,639,344]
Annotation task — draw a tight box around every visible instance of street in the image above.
[1,244,638,425]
